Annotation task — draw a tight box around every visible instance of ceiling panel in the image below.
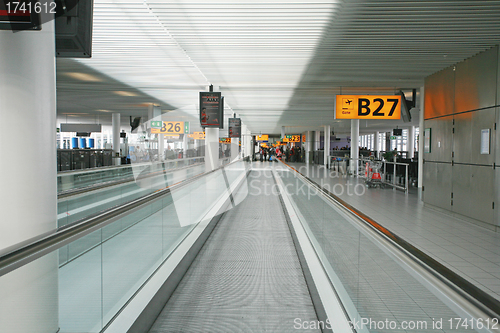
[54,0,500,134]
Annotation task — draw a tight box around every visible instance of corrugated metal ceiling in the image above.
[57,0,500,134]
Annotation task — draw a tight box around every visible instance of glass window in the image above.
[379,132,386,151]
[402,129,408,152]
[415,127,420,152]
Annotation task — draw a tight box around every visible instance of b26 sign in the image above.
[335,95,401,120]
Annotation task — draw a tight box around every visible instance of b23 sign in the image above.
[335,95,401,120]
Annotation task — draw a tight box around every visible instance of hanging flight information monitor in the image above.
[335,95,401,120]
[0,0,41,31]
[228,118,241,138]
[200,92,223,128]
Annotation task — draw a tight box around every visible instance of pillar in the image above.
[183,133,188,159]
[231,137,239,161]
[375,131,380,158]
[314,131,320,151]
[158,134,165,161]
[205,128,219,172]
[148,104,163,160]
[324,125,330,166]
[0,10,58,333]
[241,124,247,158]
[245,128,252,158]
[112,113,121,166]
[408,126,415,159]
[305,131,313,164]
[418,86,425,198]
[350,119,360,175]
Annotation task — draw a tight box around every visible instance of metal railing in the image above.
[383,160,410,193]
[328,156,410,193]
[0,157,239,278]
[57,158,205,199]
[57,157,205,193]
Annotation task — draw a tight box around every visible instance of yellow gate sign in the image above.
[193,131,205,139]
[151,121,184,134]
[336,95,401,120]
[256,135,269,142]
[283,135,300,143]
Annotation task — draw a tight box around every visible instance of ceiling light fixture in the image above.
[64,72,102,82]
[114,91,139,97]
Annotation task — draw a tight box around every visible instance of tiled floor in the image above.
[288,163,500,302]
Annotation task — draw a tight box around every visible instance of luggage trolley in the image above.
[365,159,384,188]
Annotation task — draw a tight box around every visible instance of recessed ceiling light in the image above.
[64,72,102,82]
[96,109,113,112]
[114,91,138,97]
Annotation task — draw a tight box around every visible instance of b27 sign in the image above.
[335,95,401,120]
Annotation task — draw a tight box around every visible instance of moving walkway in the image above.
[0,160,498,333]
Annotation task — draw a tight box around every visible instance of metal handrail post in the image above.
[405,164,409,193]
[383,160,386,183]
[393,160,396,188]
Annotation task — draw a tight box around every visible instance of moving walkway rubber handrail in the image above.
[58,160,204,199]
[0,159,236,279]
[279,160,500,319]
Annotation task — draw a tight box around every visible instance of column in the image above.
[112,113,121,166]
[418,86,425,199]
[158,134,165,161]
[314,130,321,150]
[0,11,58,333]
[205,127,219,172]
[408,126,415,159]
[324,125,330,166]
[183,133,188,159]
[350,119,360,175]
[305,131,313,164]
[231,137,239,161]
[240,125,245,158]
[148,104,163,160]
[246,128,252,158]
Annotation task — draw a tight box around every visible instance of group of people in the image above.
[258,145,303,163]
[331,146,371,151]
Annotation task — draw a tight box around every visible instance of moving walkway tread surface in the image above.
[148,169,321,332]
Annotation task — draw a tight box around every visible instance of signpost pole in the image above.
[112,113,121,166]
[350,119,359,176]
[205,128,219,172]
[231,137,238,161]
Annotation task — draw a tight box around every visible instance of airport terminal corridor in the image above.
[2,1,500,332]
